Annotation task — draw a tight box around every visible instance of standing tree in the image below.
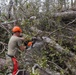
[7,0,13,19]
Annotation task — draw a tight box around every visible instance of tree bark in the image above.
[51,11,76,20]
[30,27,75,57]
[7,0,13,19]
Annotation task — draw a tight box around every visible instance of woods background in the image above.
[0,0,76,75]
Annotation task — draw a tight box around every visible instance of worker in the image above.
[6,26,32,75]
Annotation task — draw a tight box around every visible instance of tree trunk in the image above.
[45,0,50,12]
[30,26,75,57]
[51,10,76,20]
[63,0,67,10]
[8,0,13,19]
[71,0,74,8]
[74,0,76,7]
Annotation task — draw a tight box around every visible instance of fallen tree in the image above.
[30,26,75,57]
[0,18,76,75]
[51,11,76,20]
[29,26,76,75]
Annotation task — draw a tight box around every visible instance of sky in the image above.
[0,0,75,7]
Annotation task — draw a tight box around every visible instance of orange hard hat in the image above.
[12,26,22,33]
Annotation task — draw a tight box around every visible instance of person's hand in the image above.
[20,37,25,41]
